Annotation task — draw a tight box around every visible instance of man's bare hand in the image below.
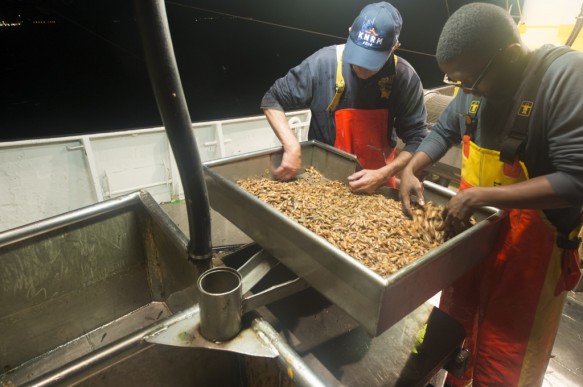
[399,167,425,218]
[442,189,476,233]
[348,169,387,193]
[273,149,301,181]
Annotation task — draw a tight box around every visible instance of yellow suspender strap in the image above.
[327,44,346,111]
[326,46,399,111]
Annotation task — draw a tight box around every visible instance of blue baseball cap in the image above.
[343,2,402,71]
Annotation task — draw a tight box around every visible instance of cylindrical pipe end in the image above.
[197,267,243,342]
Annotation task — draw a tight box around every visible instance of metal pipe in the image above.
[565,2,583,47]
[19,305,200,387]
[19,305,326,387]
[133,0,212,261]
[251,316,327,387]
[198,267,244,342]
[0,192,141,248]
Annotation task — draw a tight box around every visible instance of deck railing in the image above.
[0,110,311,231]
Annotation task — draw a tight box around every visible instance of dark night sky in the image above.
[0,0,510,141]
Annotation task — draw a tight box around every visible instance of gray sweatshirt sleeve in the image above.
[416,92,465,161]
[260,49,321,111]
[540,52,583,205]
[392,59,429,154]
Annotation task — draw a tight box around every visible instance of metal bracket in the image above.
[145,248,308,352]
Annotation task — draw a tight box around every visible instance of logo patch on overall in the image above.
[469,100,480,114]
[378,76,394,99]
[518,101,533,117]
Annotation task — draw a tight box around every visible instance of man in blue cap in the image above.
[261,2,428,192]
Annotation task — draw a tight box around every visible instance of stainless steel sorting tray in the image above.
[204,141,506,336]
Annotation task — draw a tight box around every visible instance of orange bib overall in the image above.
[328,44,398,188]
[334,108,397,187]
[442,135,581,387]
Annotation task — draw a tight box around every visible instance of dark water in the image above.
[1,0,503,142]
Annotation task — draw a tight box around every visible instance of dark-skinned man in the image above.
[399,3,583,386]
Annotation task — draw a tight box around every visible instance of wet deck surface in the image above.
[545,294,583,387]
[161,200,583,386]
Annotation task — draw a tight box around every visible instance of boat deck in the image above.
[160,200,583,386]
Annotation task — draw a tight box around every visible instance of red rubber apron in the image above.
[442,135,581,387]
[334,108,397,188]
